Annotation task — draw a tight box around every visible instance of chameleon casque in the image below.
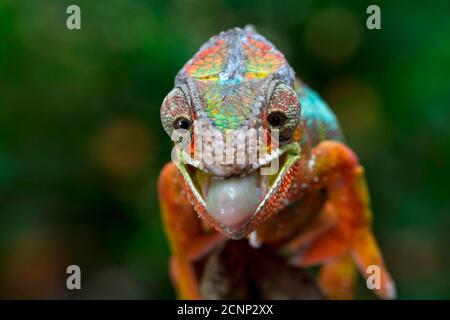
[158,27,395,299]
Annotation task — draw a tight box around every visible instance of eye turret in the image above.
[160,87,192,137]
[265,81,301,141]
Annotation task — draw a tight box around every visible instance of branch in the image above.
[199,240,324,299]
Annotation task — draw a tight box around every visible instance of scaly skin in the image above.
[158,27,395,299]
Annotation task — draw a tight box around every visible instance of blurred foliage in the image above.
[0,0,449,299]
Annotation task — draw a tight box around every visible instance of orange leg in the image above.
[290,141,395,299]
[352,229,397,299]
[318,254,356,300]
[158,162,226,299]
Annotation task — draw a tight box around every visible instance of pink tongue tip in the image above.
[205,174,262,230]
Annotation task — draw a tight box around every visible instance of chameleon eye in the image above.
[267,111,287,128]
[266,81,301,142]
[160,87,192,137]
[173,117,192,130]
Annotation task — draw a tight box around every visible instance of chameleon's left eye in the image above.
[267,111,287,128]
[265,81,300,141]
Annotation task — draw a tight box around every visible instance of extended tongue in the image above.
[205,173,263,230]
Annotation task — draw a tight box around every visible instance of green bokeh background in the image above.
[0,0,449,299]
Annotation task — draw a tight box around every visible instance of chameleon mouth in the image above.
[175,143,300,239]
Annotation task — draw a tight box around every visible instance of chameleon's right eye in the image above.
[160,87,192,137]
[173,117,192,130]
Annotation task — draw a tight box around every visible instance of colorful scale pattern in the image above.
[243,35,285,79]
[183,34,286,130]
[201,82,254,130]
[184,39,227,81]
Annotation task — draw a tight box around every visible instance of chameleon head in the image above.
[160,27,302,239]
